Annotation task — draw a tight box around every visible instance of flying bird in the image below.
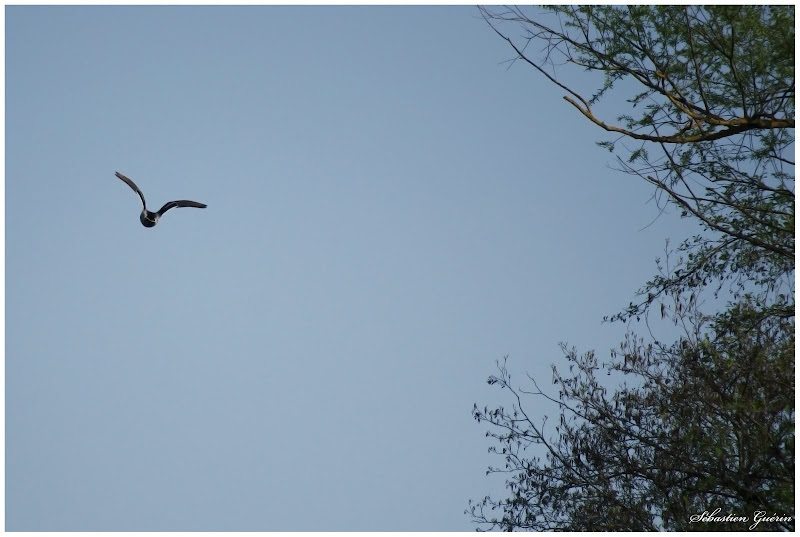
[114,171,207,227]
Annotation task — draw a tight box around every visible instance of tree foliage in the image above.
[470,5,794,531]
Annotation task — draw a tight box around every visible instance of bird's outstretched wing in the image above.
[157,200,208,216]
[115,171,147,209]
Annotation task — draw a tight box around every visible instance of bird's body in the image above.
[114,171,206,227]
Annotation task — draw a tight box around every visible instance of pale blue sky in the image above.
[6,6,694,531]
